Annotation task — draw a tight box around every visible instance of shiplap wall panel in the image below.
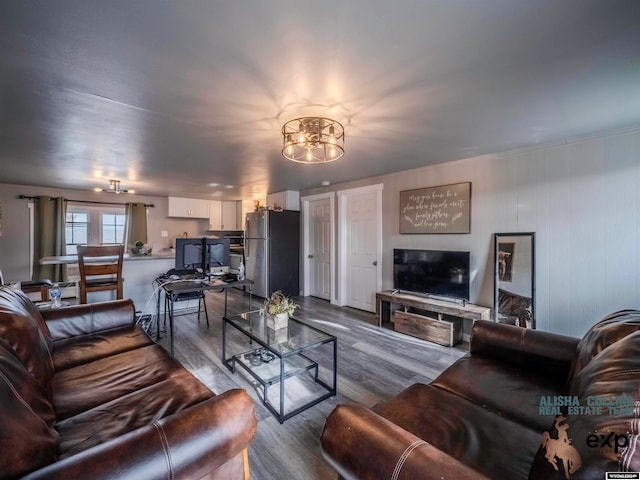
[470,155,505,302]
[602,133,638,316]
[568,139,607,335]
[636,132,640,309]
[544,144,571,333]
[504,152,521,231]
[532,148,551,331]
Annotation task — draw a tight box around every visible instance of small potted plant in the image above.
[260,290,298,330]
[129,241,144,255]
[130,240,153,255]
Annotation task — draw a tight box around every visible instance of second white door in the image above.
[339,185,382,312]
[308,197,332,300]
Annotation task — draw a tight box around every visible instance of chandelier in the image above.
[96,179,133,194]
[281,117,345,163]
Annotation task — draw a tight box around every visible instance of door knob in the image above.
[308,254,314,259]
[373,261,378,266]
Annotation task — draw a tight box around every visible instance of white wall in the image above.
[303,125,640,337]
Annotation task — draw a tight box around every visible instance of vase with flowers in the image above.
[260,290,298,330]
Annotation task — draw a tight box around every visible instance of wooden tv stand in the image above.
[376,291,491,347]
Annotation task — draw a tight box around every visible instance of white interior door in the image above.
[302,192,336,303]
[308,197,331,300]
[338,184,383,312]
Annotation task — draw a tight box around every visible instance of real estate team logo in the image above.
[541,416,582,479]
[539,394,637,479]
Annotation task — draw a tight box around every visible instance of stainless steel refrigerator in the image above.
[244,210,300,298]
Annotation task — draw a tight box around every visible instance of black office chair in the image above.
[162,268,210,327]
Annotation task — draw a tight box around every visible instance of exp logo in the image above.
[587,431,630,454]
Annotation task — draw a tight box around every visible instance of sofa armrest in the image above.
[470,320,579,380]
[23,388,257,480]
[321,403,489,480]
[42,300,136,341]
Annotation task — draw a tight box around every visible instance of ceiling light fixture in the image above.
[282,117,344,163]
[96,179,133,194]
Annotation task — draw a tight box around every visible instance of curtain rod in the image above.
[18,195,154,208]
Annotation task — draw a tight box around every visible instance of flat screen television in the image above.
[175,238,230,272]
[393,248,470,300]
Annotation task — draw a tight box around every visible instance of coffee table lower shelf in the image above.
[225,350,335,423]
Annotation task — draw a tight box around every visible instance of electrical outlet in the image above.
[161,230,168,237]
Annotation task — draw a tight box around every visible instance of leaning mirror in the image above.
[493,232,535,328]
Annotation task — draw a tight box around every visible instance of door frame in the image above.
[336,183,383,308]
[301,192,336,303]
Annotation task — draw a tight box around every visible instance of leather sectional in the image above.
[0,286,257,479]
[321,311,640,479]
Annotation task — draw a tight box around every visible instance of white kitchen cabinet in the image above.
[209,200,222,229]
[168,197,209,218]
[190,199,210,218]
[221,201,240,230]
[209,200,240,230]
[266,190,300,211]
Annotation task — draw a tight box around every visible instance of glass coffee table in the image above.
[223,310,337,423]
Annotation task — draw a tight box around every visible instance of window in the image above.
[102,213,126,244]
[65,211,89,254]
[65,205,126,254]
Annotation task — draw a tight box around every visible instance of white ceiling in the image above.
[1,1,639,200]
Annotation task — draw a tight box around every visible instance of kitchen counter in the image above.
[40,250,175,265]
[125,250,176,261]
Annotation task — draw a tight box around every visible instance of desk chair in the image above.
[77,245,124,304]
[163,269,209,328]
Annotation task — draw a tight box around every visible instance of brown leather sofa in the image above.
[321,310,640,479]
[0,286,257,479]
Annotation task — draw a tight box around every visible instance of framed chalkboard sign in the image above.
[399,182,471,234]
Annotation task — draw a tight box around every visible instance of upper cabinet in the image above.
[167,197,210,218]
[266,190,300,211]
[209,200,222,229]
[209,200,240,230]
[222,201,240,230]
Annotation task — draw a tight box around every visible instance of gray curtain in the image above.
[124,203,148,247]
[33,196,67,282]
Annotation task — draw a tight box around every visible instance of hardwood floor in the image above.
[153,289,468,480]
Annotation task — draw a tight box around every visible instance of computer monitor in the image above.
[207,240,231,274]
[175,238,230,273]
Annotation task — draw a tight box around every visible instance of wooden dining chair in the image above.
[77,245,124,304]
